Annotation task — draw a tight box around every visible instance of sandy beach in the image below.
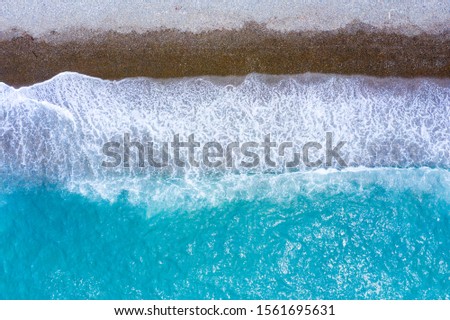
[1,24,449,87]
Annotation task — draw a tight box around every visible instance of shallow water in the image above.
[0,73,449,299]
[0,169,449,299]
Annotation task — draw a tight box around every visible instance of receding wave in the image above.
[0,72,449,197]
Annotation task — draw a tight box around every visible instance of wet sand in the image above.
[1,24,449,87]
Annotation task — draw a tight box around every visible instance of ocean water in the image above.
[0,73,449,299]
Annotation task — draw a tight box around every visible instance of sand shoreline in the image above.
[1,24,449,87]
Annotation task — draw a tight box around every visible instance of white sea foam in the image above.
[67,167,450,213]
[1,0,449,37]
[0,72,449,201]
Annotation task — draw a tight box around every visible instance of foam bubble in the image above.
[66,167,450,213]
[0,72,449,198]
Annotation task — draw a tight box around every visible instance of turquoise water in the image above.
[0,169,449,299]
[1,73,449,299]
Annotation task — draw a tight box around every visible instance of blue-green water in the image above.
[1,73,449,299]
[1,169,449,299]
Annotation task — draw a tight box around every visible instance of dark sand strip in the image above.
[1,24,449,87]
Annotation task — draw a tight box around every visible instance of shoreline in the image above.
[1,24,449,87]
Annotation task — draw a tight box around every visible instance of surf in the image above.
[1,72,448,183]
